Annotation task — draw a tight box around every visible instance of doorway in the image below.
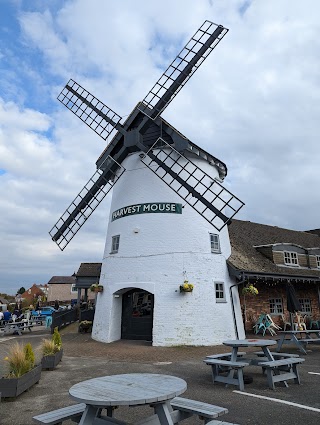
[121,289,154,341]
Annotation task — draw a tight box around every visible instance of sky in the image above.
[0,0,319,295]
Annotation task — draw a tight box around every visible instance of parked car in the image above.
[31,306,56,317]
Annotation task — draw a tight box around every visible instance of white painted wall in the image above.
[92,152,245,346]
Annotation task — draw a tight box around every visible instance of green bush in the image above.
[52,327,62,350]
[24,343,35,369]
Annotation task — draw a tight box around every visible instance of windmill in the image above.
[50,21,245,346]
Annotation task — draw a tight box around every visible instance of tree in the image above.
[17,287,26,295]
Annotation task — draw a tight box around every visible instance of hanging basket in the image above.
[242,284,258,296]
[180,281,194,293]
[90,284,103,293]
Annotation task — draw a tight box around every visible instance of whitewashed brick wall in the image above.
[92,152,245,346]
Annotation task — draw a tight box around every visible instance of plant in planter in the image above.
[0,342,41,398]
[242,283,259,296]
[90,283,104,293]
[78,320,93,333]
[179,280,194,293]
[41,327,63,370]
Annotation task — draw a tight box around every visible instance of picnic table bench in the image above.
[0,322,33,336]
[257,357,305,390]
[204,357,249,391]
[33,398,238,425]
[276,330,320,354]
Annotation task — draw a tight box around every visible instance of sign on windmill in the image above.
[50,21,245,346]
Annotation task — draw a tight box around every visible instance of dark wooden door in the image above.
[121,289,154,341]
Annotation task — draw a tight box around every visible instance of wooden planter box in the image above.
[0,364,42,398]
[41,349,63,370]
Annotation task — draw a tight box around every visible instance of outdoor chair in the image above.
[266,314,281,333]
[295,313,307,331]
[263,315,277,336]
[281,313,292,331]
[309,319,319,330]
[253,314,267,335]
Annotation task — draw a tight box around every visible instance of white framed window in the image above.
[210,234,221,253]
[316,255,320,268]
[111,235,120,254]
[298,298,312,315]
[269,298,283,314]
[71,284,77,293]
[284,251,299,266]
[215,281,226,302]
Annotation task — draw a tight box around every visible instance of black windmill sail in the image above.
[50,20,244,250]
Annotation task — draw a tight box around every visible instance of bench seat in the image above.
[32,403,86,424]
[299,338,320,344]
[254,351,299,358]
[204,359,249,391]
[170,397,228,424]
[205,352,246,360]
[257,357,305,390]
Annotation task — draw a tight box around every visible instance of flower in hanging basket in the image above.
[180,281,194,293]
[90,283,103,293]
[242,283,259,296]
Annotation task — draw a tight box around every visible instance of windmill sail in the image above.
[58,79,124,140]
[50,156,125,250]
[138,21,228,119]
[140,139,244,231]
[50,20,243,250]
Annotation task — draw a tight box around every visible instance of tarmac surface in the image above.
[0,324,320,425]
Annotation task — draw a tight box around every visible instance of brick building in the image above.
[227,220,320,332]
[20,284,47,304]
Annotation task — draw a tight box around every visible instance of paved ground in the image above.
[0,324,320,424]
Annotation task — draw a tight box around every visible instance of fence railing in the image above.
[79,308,95,322]
[51,309,78,334]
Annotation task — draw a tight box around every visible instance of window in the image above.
[284,251,299,266]
[71,284,77,293]
[316,256,320,268]
[111,235,120,253]
[215,281,226,302]
[269,298,283,314]
[210,234,221,253]
[298,298,312,315]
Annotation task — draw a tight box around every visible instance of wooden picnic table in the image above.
[0,321,33,336]
[207,339,304,390]
[69,373,187,424]
[276,329,320,354]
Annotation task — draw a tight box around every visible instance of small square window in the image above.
[284,251,299,266]
[215,281,226,302]
[111,235,120,254]
[298,298,312,315]
[71,284,78,293]
[210,234,221,253]
[316,256,320,268]
[269,298,283,314]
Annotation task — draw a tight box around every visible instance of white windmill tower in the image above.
[50,21,245,346]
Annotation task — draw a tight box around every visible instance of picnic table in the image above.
[0,321,33,336]
[66,373,229,425]
[276,329,320,354]
[204,339,304,390]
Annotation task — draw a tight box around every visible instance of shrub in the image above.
[52,327,62,350]
[41,339,60,356]
[24,343,35,369]
[4,343,34,378]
